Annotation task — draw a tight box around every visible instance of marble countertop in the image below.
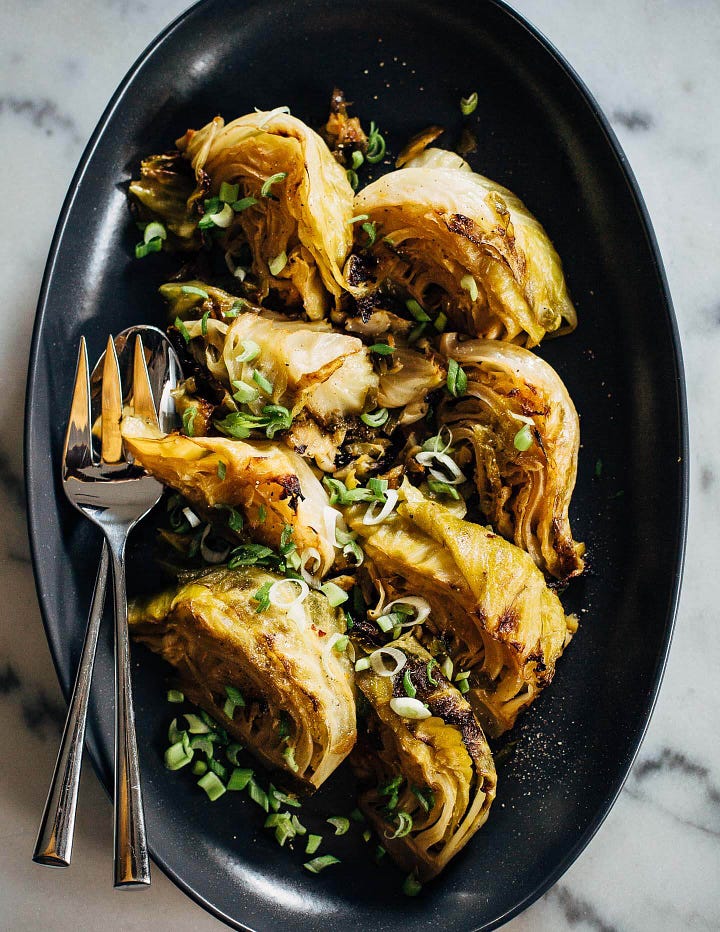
[2,0,718,929]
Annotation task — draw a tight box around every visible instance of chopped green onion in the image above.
[361,221,377,247]
[197,770,226,801]
[189,734,215,758]
[460,273,479,302]
[460,91,478,116]
[192,760,208,776]
[184,713,211,734]
[268,251,287,276]
[135,237,162,258]
[446,358,468,397]
[223,299,247,318]
[411,785,435,812]
[258,504,267,523]
[360,407,389,427]
[181,285,210,299]
[366,121,386,163]
[252,369,273,395]
[387,811,413,839]
[260,172,287,197]
[355,657,371,672]
[236,339,260,363]
[426,660,439,686]
[208,758,228,781]
[332,635,350,653]
[514,424,534,451]
[182,405,197,437]
[200,310,210,336]
[406,298,430,322]
[343,539,364,565]
[168,718,184,745]
[350,807,365,822]
[376,614,395,634]
[167,689,184,703]
[403,670,416,698]
[263,404,293,438]
[225,685,246,709]
[362,828,372,842]
[282,745,299,772]
[346,169,359,190]
[217,461,227,481]
[351,150,364,170]
[143,221,167,243]
[440,656,454,680]
[303,855,341,874]
[457,677,470,694]
[375,845,386,863]
[305,834,322,855]
[252,580,273,614]
[349,213,369,224]
[164,740,193,771]
[228,767,254,791]
[369,342,395,355]
[321,582,349,607]
[231,196,258,213]
[279,523,295,554]
[427,477,461,500]
[215,503,243,533]
[269,784,301,809]
[175,316,191,344]
[248,778,270,811]
[225,743,243,766]
[402,872,423,896]
[595,458,603,478]
[231,379,260,404]
[408,322,427,344]
[434,311,448,332]
[219,181,239,203]
[327,816,350,836]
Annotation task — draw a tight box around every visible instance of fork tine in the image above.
[62,338,93,476]
[132,335,159,430]
[101,335,124,464]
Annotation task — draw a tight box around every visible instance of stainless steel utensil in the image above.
[33,326,180,886]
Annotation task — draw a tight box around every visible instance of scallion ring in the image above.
[300,548,323,589]
[369,647,407,678]
[268,251,287,276]
[268,578,309,610]
[360,407,389,427]
[200,525,230,564]
[363,489,398,525]
[260,171,287,197]
[389,697,431,720]
[415,450,466,485]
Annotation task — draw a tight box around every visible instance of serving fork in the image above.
[34,330,178,886]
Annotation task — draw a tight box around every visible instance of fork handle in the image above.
[33,542,110,867]
[107,533,151,888]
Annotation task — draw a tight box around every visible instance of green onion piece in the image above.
[595,458,603,478]
[260,172,287,197]
[514,424,534,451]
[427,477,461,500]
[167,718,184,745]
[403,670,417,698]
[327,816,350,836]
[184,713,212,734]
[268,251,287,276]
[216,504,243,533]
[189,734,214,758]
[402,872,423,897]
[262,404,293,438]
[217,460,227,480]
[351,150,364,170]
[440,656,453,680]
[408,322,427,344]
[279,523,295,554]
[182,405,197,437]
[181,285,210,299]
[366,121,386,163]
[219,181,240,203]
[346,169,359,191]
[375,845,386,863]
[343,539,364,564]
[143,221,167,244]
[291,816,308,836]
[282,745,299,772]
[350,807,365,823]
[362,828,372,843]
[426,660,439,686]
[235,339,260,363]
[378,775,403,796]
[231,196,257,213]
[192,760,208,776]
[228,767,254,791]
[223,299,247,318]
[231,379,260,404]
[135,238,162,258]
[360,407,389,427]
[387,811,413,839]
[197,770,226,801]
[258,505,267,523]
[355,657,371,672]
[369,342,395,355]
[361,221,377,247]
[226,743,243,767]
[208,758,228,781]
[406,298,430,322]
[446,358,468,397]
[458,677,470,694]
[349,213,369,224]
[252,369,273,395]
[269,785,301,809]
[252,580,272,613]
[167,689,184,704]
[376,614,395,633]
[305,834,323,855]
[332,635,350,653]
[248,778,270,811]
[225,685,246,708]
[304,855,341,874]
[175,316,191,344]
[164,740,193,771]
[460,91,478,116]
[434,311,448,332]
[321,582,349,607]
[200,310,210,336]
[460,273,479,302]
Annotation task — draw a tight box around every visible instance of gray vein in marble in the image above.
[546,885,618,932]
[632,747,720,805]
[611,108,654,131]
[0,659,64,737]
[0,96,82,144]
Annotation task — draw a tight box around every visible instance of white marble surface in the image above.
[1,0,718,929]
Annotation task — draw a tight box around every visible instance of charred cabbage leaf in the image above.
[352,633,496,880]
[121,416,338,574]
[353,148,577,347]
[129,566,356,789]
[128,152,201,250]
[346,484,576,735]
[177,110,355,318]
[439,334,585,580]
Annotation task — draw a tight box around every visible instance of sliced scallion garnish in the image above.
[182,405,197,437]
[216,460,227,480]
[321,582,349,607]
[268,251,287,276]
[227,767,254,791]
[360,407,389,427]
[167,689,184,703]
[260,172,288,197]
[361,221,377,247]
[366,121,386,163]
[181,284,210,299]
[252,581,272,614]
[252,369,274,395]
[460,91,478,116]
[197,770,226,801]
[446,358,468,397]
[369,342,395,355]
[327,816,350,836]
[164,740,193,771]
[174,316,191,344]
[231,196,258,212]
[303,855,341,874]
[402,872,423,897]
[248,778,270,811]
[219,181,240,203]
[406,298,430,322]
[514,424,534,451]
[305,834,322,855]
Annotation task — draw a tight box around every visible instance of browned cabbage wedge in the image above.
[121,416,337,573]
[352,633,496,880]
[377,347,446,425]
[346,484,576,735]
[128,152,200,250]
[439,334,584,580]
[353,148,576,347]
[177,111,355,318]
[129,567,356,789]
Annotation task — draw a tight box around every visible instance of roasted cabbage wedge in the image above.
[129,567,356,789]
[346,484,576,735]
[439,334,584,580]
[177,110,355,319]
[121,416,338,573]
[352,633,496,880]
[128,152,201,250]
[353,148,576,347]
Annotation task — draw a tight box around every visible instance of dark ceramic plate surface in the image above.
[25,1,688,929]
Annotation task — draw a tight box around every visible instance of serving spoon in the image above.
[33,325,180,873]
